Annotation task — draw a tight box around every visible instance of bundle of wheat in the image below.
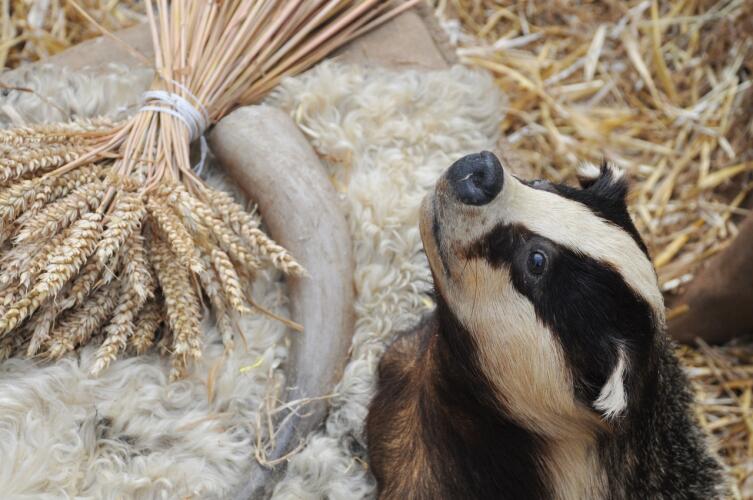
[0,0,418,379]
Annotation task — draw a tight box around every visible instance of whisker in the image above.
[470,259,480,323]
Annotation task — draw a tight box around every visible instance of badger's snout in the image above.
[447,151,503,206]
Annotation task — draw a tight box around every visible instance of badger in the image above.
[366,152,726,499]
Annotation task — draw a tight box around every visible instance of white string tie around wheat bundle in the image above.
[139,87,211,174]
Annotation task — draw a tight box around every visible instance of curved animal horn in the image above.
[209,105,355,497]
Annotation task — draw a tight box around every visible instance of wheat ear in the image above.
[46,281,119,359]
[211,188,305,276]
[96,191,146,264]
[149,230,202,380]
[130,299,162,355]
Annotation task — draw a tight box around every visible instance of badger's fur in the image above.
[366,152,726,499]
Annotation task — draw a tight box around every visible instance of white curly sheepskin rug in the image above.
[0,61,504,499]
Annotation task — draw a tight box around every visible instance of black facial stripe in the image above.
[466,223,655,408]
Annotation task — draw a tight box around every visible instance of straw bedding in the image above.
[0,0,145,69]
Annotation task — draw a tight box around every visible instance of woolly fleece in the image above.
[0,61,504,499]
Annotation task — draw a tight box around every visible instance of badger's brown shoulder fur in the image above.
[366,314,438,499]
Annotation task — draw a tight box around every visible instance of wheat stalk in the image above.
[197,250,239,351]
[121,232,154,302]
[91,279,148,375]
[212,248,250,315]
[146,196,203,274]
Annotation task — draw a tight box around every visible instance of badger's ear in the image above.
[577,162,628,204]
[593,347,628,420]
[575,162,602,189]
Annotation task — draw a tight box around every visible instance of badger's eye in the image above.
[527,250,547,275]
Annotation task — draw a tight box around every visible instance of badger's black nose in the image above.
[447,151,503,206]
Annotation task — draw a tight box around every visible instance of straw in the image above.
[0,0,146,69]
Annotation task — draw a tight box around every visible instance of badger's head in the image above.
[421,151,664,436]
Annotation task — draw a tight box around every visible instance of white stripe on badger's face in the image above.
[436,252,601,438]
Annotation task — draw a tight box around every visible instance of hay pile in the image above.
[0,0,144,69]
[436,0,753,496]
[680,340,753,496]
